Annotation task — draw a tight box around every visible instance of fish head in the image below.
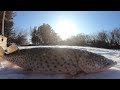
[99,58,117,70]
[79,52,117,73]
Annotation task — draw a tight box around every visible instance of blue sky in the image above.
[14,11,120,40]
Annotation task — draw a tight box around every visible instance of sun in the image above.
[55,19,78,40]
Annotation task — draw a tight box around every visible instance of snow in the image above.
[0,46,120,79]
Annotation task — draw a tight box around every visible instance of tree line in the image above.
[1,11,120,49]
[30,23,120,49]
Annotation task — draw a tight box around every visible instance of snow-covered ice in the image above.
[0,46,120,79]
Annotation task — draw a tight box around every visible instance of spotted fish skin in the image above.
[3,47,117,76]
[4,48,81,75]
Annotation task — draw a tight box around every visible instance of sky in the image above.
[14,11,120,40]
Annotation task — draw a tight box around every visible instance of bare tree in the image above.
[110,28,120,48]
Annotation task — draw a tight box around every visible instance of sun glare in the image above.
[55,19,78,40]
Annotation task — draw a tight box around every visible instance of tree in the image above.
[31,23,61,45]
[110,28,120,48]
[0,11,16,44]
[64,33,90,46]
[92,31,110,48]
[16,32,29,45]
[88,34,97,46]
[97,31,109,43]
[31,27,41,44]
[10,28,29,45]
